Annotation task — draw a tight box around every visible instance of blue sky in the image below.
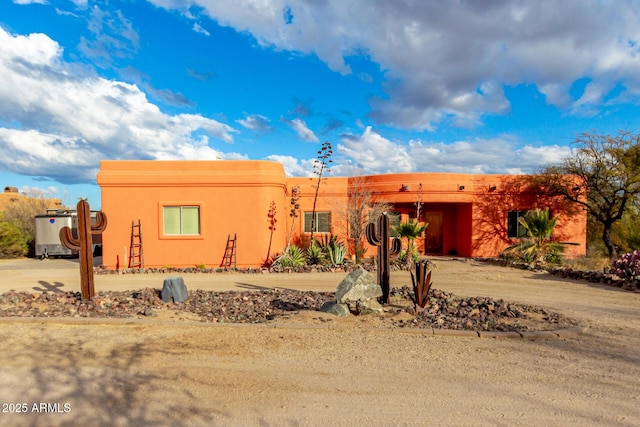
[2,0,640,209]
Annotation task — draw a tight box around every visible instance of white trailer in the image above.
[34,210,103,258]
[34,212,77,257]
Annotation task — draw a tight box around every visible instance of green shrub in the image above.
[0,217,28,258]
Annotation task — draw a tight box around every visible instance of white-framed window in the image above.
[163,206,200,235]
[304,212,331,233]
[507,210,529,238]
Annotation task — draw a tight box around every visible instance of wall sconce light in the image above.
[489,185,497,191]
[458,185,465,191]
[400,185,409,191]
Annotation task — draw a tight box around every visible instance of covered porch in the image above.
[391,202,473,257]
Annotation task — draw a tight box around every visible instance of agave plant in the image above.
[326,242,347,266]
[306,243,325,265]
[274,244,306,268]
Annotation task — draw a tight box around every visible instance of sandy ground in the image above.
[0,257,639,426]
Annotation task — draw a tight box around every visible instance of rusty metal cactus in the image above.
[366,212,401,304]
[411,260,433,312]
[60,199,107,300]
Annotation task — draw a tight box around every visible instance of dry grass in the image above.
[563,254,611,272]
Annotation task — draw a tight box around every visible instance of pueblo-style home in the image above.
[96,160,586,269]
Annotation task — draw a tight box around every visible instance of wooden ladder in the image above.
[220,233,237,268]
[129,219,144,269]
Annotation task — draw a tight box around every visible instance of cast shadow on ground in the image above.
[527,273,632,293]
[234,282,298,292]
[33,281,66,293]
[0,331,225,426]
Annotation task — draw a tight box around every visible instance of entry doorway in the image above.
[424,211,443,254]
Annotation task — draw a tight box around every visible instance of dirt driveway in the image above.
[0,258,639,426]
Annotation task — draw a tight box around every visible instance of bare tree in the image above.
[333,175,393,263]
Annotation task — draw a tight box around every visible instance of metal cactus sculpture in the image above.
[366,213,401,304]
[60,199,107,300]
[411,260,433,312]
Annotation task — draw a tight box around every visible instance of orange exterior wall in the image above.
[98,160,289,269]
[97,160,587,269]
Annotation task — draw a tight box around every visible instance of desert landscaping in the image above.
[0,257,639,426]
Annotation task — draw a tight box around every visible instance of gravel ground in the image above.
[0,285,579,332]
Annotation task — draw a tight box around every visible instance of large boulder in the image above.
[335,268,381,304]
[332,268,384,316]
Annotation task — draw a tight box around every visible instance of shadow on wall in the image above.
[471,176,583,256]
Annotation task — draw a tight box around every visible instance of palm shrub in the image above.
[503,208,569,267]
[394,220,428,267]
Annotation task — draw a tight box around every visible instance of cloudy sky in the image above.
[2,0,640,207]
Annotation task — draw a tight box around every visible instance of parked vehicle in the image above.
[34,209,102,258]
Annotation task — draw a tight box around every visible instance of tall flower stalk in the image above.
[309,141,333,245]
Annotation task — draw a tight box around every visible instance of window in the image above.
[304,212,331,233]
[163,206,200,235]
[507,210,529,238]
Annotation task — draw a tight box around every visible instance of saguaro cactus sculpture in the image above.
[60,199,107,300]
[366,213,401,304]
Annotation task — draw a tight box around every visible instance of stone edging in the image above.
[0,317,589,339]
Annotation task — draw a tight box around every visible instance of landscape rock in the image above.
[335,268,381,304]
[353,299,383,315]
[320,301,350,317]
[161,276,189,303]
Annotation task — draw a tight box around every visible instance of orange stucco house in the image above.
[96,160,586,269]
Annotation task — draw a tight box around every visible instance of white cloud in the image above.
[192,23,210,36]
[338,127,413,173]
[283,118,319,142]
[264,155,315,177]
[336,127,571,175]
[13,0,47,4]
[149,0,640,130]
[0,27,241,184]
[237,114,271,133]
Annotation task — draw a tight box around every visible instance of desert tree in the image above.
[536,130,640,258]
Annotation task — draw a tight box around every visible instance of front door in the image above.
[424,211,443,254]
